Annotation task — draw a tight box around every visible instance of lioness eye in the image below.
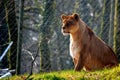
[69,20,74,25]
[65,20,74,27]
[66,23,69,27]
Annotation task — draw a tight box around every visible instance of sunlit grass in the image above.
[1,65,120,80]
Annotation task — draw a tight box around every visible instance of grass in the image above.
[1,65,120,80]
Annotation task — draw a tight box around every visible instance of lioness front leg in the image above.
[73,58,77,66]
[74,56,83,71]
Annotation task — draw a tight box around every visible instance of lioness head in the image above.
[61,13,80,35]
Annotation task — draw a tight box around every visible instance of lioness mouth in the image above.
[63,31,70,33]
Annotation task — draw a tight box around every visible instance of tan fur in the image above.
[61,13,118,71]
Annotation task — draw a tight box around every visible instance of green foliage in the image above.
[43,75,65,80]
[7,65,120,80]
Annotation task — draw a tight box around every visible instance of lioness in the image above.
[61,13,118,71]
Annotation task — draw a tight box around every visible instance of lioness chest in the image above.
[70,41,81,60]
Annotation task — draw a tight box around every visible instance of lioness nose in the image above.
[63,27,66,29]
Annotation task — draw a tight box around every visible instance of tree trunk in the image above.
[39,0,55,72]
[4,0,18,69]
[16,0,24,74]
[114,0,120,61]
[100,0,111,43]
[108,0,114,47]
[0,0,9,68]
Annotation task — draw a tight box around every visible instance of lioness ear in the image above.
[61,14,67,20]
[73,13,79,21]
